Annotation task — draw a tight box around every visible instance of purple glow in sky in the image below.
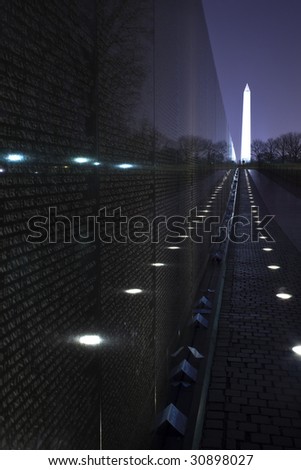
[202,0,301,155]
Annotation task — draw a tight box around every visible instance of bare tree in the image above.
[251,139,266,162]
[282,132,301,162]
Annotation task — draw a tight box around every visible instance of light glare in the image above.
[292,346,301,356]
[74,157,89,163]
[78,335,103,346]
[7,154,24,162]
[276,293,292,300]
[117,163,134,169]
[125,288,143,294]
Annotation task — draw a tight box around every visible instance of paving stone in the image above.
[207,411,225,420]
[282,427,301,438]
[241,406,259,414]
[228,412,247,422]
[294,438,301,449]
[260,408,280,417]
[231,397,248,405]
[280,409,299,418]
[208,390,226,403]
[272,417,292,427]
[260,424,281,436]
[250,433,271,444]
[202,430,223,449]
[206,420,224,430]
[239,442,261,450]
[272,436,293,448]
[238,422,258,433]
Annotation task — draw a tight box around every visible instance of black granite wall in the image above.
[1,0,231,449]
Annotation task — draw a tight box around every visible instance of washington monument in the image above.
[240,83,251,163]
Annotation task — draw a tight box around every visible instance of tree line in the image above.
[252,133,301,163]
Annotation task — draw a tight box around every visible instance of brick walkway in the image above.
[200,169,301,450]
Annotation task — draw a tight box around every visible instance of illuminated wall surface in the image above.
[1,0,231,449]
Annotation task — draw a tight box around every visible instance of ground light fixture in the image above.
[151,263,165,267]
[167,246,180,250]
[292,346,301,356]
[78,335,103,346]
[263,248,273,252]
[267,265,280,270]
[125,288,143,294]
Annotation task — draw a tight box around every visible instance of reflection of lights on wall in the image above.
[74,157,90,164]
[125,288,143,294]
[93,162,101,166]
[6,153,25,162]
[0,168,5,173]
[276,287,292,300]
[117,163,134,169]
[78,335,103,346]
[292,345,301,356]
[276,292,292,300]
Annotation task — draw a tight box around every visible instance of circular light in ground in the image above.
[267,265,280,270]
[78,335,103,346]
[263,248,273,251]
[125,288,143,294]
[167,246,180,250]
[151,263,165,267]
[292,346,301,356]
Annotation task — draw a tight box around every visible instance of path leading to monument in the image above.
[200,168,301,450]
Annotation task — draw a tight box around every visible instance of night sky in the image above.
[202,0,301,156]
